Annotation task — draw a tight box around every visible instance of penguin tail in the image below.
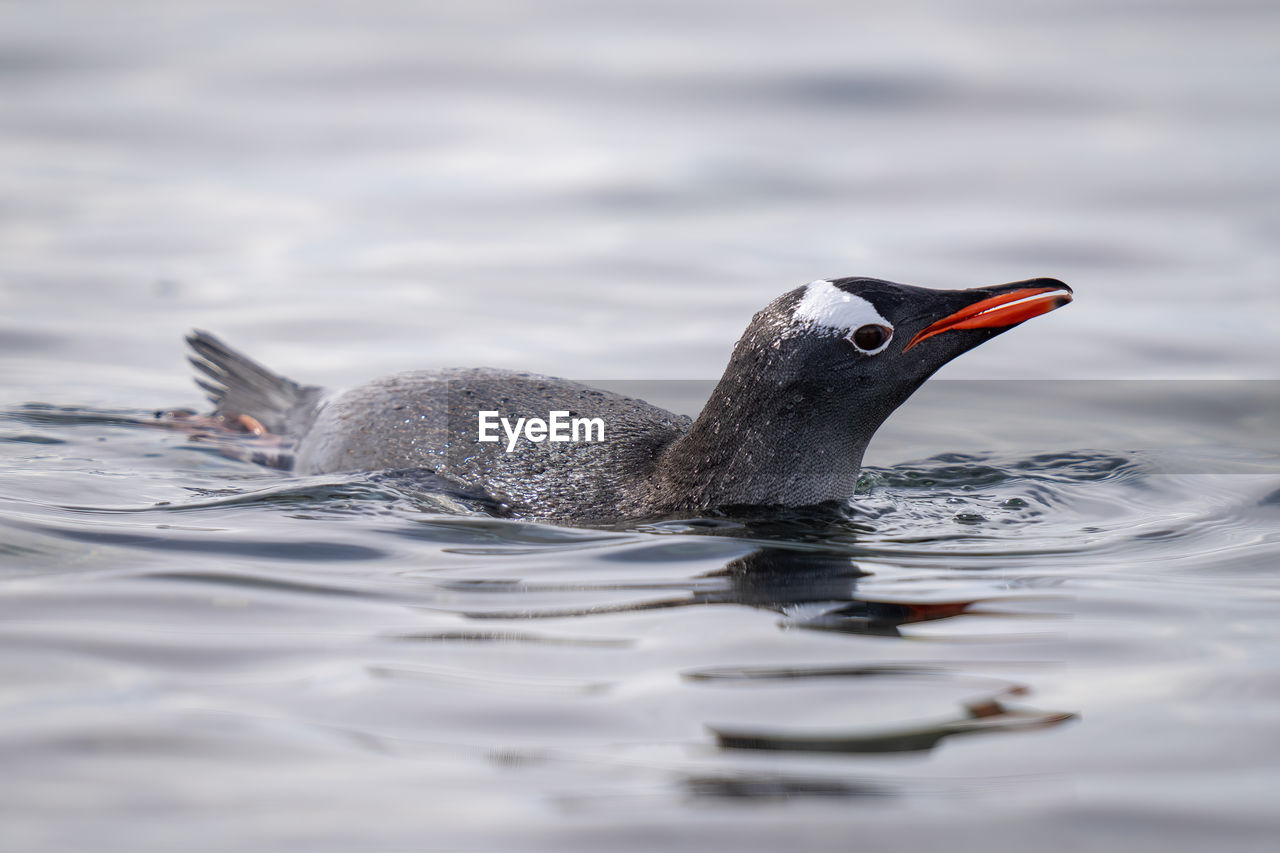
[185,330,324,438]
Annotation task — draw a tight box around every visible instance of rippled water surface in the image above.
[3,1,1280,851]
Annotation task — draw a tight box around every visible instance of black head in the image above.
[744,275,1072,398]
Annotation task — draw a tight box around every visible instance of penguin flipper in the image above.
[185,330,324,437]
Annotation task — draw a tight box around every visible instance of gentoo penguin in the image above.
[183,276,1071,520]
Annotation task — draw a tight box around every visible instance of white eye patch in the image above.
[791,280,894,353]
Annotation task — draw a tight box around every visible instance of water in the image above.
[2,1,1279,850]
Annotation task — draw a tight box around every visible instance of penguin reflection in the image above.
[453,543,979,636]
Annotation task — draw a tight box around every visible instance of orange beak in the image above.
[904,283,1073,351]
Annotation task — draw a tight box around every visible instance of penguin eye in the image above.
[849,324,893,353]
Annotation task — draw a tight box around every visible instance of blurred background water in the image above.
[1,1,1279,851]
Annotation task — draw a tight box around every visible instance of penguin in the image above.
[183,276,1071,520]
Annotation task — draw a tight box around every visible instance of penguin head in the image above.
[733,275,1072,411]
